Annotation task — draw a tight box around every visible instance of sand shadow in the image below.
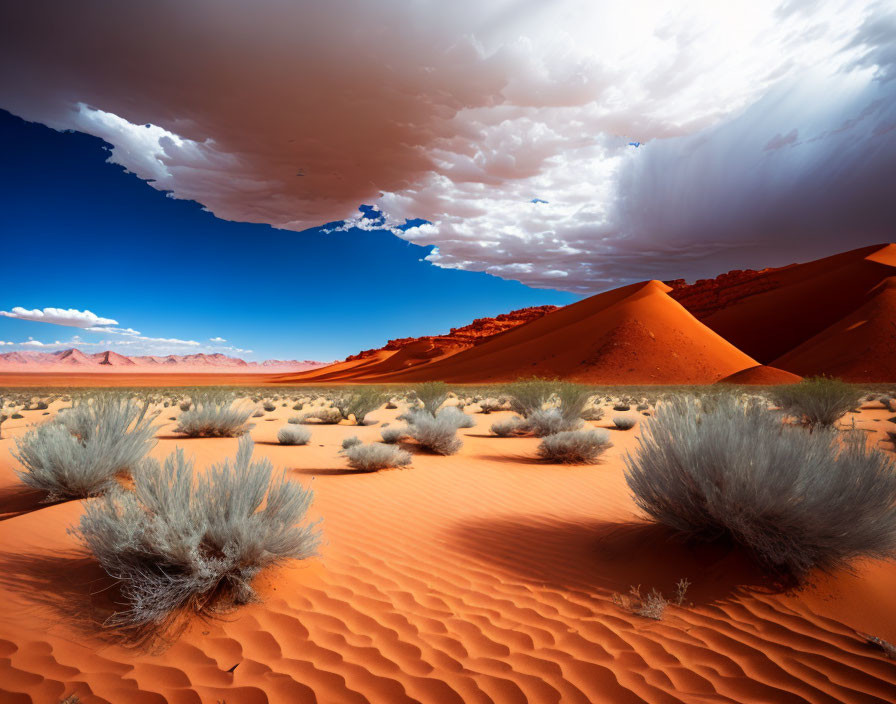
[0,484,63,521]
[0,550,129,642]
[0,550,219,652]
[290,467,365,476]
[449,517,782,605]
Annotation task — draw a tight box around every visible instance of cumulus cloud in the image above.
[1,0,894,291]
[0,306,118,328]
[209,336,227,343]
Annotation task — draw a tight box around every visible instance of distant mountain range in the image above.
[0,349,329,373]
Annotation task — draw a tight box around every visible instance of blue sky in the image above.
[0,111,576,361]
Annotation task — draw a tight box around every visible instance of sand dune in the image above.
[716,364,802,385]
[1,400,895,702]
[773,275,896,381]
[289,280,758,384]
[677,243,896,369]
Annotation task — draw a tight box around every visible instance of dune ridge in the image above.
[283,280,758,385]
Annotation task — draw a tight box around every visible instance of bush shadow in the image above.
[0,484,62,521]
[449,517,784,605]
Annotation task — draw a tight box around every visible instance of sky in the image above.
[1,0,894,360]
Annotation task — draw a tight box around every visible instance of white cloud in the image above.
[209,336,227,342]
[0,306,118,328]
[1,1,893,291]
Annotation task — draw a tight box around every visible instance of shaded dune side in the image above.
[716,365,802,385]
[695,243,896,364]
[348,280,757,384]
[1,407,896,703]
[773,276,896,381]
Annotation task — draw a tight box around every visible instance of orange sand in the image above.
[284,281,759,385]
[716,365,802,385]
[2,400,895,702]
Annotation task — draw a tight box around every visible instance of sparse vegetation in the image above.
[341,435,362,451]
[490,416,528,437]
[436,405,475,429]
[504,377,556,417]
[406,410,463,454]
[624,395,896,579]
[613,415,637,430]
[76,437,320,630]
[380,427,406,444]
[526,408,584,437]
[345,442,412,472]
[612,579,690,620]
[772,376,863,429]
[174,394,254,437]
[414,381,450,415]
[14,397,158,500]
[277,425,311,445]
[333,388,384,425]
[262,400,277,412]
[537,428,612,464]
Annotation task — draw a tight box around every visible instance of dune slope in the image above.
[773,276,896,381]
[676,243,896,365]
[326,280,758,384]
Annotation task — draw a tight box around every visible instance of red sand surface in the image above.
[1,399,895,702]
[717,364,802,385]
[774,276,896,381]
[285,280,758,385]
[683,243,896,367]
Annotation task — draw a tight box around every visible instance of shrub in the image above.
[504,378,555,417]
[277,425,311,445]
[179,400,192,412]
[76,437,319,629]
[406,410,462,455]
[477,398,502,414]
[380,427,406,444]
[13,397,158,500]
[581,400,604,421]
[624,395,896,579]
[253,410,265,418]
[342,435,362,451]
[772,376,863,429]
[301,406,343,424]
[345,443,412,472]
[554,382,592,423]
[537,429,612,464]
[287,416,303,424]
[414,381,450,415]
[174,394,254,437]
[262,400,277,412]
[613,415,638,430]
[334,388,384,425]
[490,416,528,437]
[526,408,584,437]
[436,405,475,429]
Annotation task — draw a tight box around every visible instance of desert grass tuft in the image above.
[75,437,320,631]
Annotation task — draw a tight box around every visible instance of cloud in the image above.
[1,1,894,291]
[0,306,118,328]
[209,336,227,342]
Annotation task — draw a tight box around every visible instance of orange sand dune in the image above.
[1,401,895,703]
[773,276,896,381]
[683,243,896,365]
[717,364,802,385]
[290,280,758,384]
